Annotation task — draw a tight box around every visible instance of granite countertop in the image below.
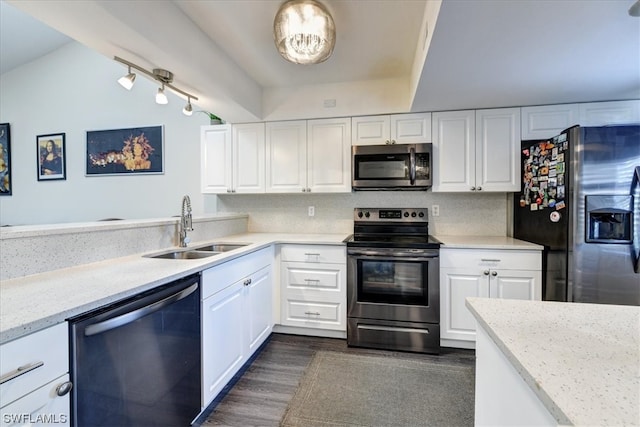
[466,297,640,426]
[435,235,543,250]
[0,232,349,344]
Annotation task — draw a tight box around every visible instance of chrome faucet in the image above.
[179,195,193,247]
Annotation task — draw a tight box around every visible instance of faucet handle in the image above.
[183,236,191,245]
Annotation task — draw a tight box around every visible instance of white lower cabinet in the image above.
[0,323,71,427]
[279,244,347,333]
[201,248,273,408]
[440,248,541,348]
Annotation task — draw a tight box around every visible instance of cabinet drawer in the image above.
[202,246,273,299]
[282,298,344,330]
[282,262,344,292]
[279,244,345,263]
[440,249,541,270]
[1,323,68,408]
[0,374,70,425]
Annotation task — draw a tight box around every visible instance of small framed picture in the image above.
[0,123,11,195]
[37,133,66,181]
[86,126,164,176]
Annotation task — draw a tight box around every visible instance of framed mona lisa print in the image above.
[37,133,66,181]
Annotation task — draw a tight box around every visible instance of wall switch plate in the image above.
[431,205,440,217]
[308,206,315,217]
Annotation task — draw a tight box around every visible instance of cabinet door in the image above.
[475,108,520,192]
[440,268,488,342]
[201,125,233,194]
[201,281,244,406]
[266,121,307,193]
[351,115,390,145]
[232,123,265,193]
[391,113,432,143]
[521,104,580,140]
[246,266,272,354]
[432,110,475,192]
[490,269,541,301]
[307,118,351,193]
[579,100,640,126]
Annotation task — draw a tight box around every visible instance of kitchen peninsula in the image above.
[466,297,640,426]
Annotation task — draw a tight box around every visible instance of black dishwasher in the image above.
[69,274,201,427]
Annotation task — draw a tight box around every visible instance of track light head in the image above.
[156,85,168,105]
[183,99,193,116]
[118,67,136,90]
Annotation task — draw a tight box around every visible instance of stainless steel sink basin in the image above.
[192,243,249,252]
[144,250,219,260]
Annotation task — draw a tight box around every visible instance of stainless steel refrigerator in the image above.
[513,125,640,306]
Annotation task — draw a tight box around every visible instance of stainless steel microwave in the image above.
[352,143,432,190]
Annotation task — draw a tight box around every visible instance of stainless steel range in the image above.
[346,208,441,354]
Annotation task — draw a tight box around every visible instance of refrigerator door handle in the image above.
[631,166,640,273]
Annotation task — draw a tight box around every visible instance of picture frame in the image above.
[37,132,66,181]
[0,123,11,195]
[86,126,164,176]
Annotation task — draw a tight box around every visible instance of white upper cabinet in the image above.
[521,100,640,140]
[307,118,351,193]
[266,118,351,193]
[232,123,265,193]
[433,108,520,192]
[201,123,265,194]
[201,124,233,194]
[266,120,308,193]
[352,113,431,145]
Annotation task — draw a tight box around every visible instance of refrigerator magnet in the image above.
[550,211,561,223]
[555,201,566,210]
[530,203,539,211]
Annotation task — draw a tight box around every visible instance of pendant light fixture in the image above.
[114,56,198,115]
[273,0,336,65]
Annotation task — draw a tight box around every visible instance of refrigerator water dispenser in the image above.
[586,195,633,243]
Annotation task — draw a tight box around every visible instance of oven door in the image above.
[347,247,439,323]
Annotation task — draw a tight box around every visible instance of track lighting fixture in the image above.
[114,56,198,111]
[183,98,193,116]
[117,66,136,90]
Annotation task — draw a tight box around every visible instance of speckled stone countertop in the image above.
[435,235,543,250]
[466,297,640,426]
[0,232,348,344]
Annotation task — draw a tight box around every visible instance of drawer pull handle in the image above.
[304,311,321,316]
[304,278,320,283]
[304,253,321,257]
[0,361,44,384]
[481,259,501,262]
[56,381,73,397]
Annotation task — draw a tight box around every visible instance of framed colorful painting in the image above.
[37,133,66,181]
[0,123,10,195]
[86,126,164,176]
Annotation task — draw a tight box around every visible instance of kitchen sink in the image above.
[144,250,219,260]
[191,243,249,252]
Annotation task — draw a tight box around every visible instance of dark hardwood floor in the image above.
[195,333,476,427]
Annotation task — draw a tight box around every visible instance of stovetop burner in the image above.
[345,208,441,249]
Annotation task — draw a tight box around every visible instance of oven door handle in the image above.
[349,253,438,262]
[84,282,199,337]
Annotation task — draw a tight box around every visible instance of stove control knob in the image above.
[418,212,425,218]
[357,211,363,218]
[365,211,370,218]
[404,212,409,217]
[411,212,417,217]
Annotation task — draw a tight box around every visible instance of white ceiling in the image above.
[2,0,639,122]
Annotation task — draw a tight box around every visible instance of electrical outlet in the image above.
[308,206,315,217]
[431,205,440,217]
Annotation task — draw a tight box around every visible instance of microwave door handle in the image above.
[409,147,416,185]
[631,166,640,273]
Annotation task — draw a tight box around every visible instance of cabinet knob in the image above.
[471,186,476,191]
[385,140,391,144]
[391,140,396,144]
[476,187,482,191]
[227,189,231,193]
[491,271,498,276]
[307,188,311,192]
[483,270,490,275]
[302,188,307,192]
[243,278,252,286]
[56,381,73,397]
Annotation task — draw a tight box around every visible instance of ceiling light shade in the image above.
[273,0,336,65]
[156,85,168,105]
[183,99,193,116]
[117,67,136,90]
[630,0,640,16]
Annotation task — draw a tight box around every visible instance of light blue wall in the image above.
[0,42,216,225]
